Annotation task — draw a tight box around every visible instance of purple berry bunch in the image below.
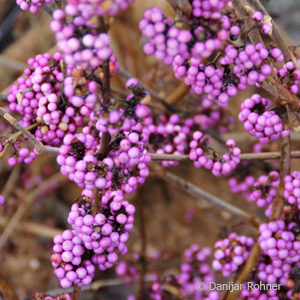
[57,78,151,196]
[140,2,235,66]
[248,171,280,217]
[52,194,135,288]
[220,43,283,88]
[65,0,134,18]
[63,68,98,116]
[16,0,52,13]
[284,171,300,209]
[177,244,219,300]
[275,60,300,95]
[258,220,300,286]
[51,229,96,288]
[7,53,63,127]
[139,3,241,106]
[50,7,118,70]
[239,94,289,143]
[189,135,241,176]
[68,194,135,270]
[7,52,88,148]
[212,233,254,277]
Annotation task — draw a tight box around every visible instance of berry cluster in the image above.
[7,53,88,149]
[57,80,151,197]
[177,244,219,300]
[65,0,134,18]
[51,229,95,288]
[212,233,254,277]
[68,194,134,270]
[284,171,300,209]
[258,220,300,286]
[7,147,37,167]
[50,7,118,70]
[16,0,52,13]
[52,195,135,288]
[189,136,241,176]
[248,171,280,217]
[239,94,289,143]
[275,60,300,95]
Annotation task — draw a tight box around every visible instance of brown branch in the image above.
[71,285,81,300]
[99,131,111,159]
[0,217,63,239]
[92,189,103,216]
[149,150,300,162]
[0,107,59,155]
[0,173,66,251]
[1,165,20,199]
[154,167,261,227]
[270,134,291,220]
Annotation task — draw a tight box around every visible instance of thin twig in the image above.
[71,285,81,300]
[0,107,59,155]
[99,131,111,159]
[149,150,300,161]
[0,173,66,250]
[92,189,103,216]
[1,165,20,199]
[270,134,291,220]
[0,217,63,239]
[154,167,262,227]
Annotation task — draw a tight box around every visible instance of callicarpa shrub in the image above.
[0,0,299,299]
